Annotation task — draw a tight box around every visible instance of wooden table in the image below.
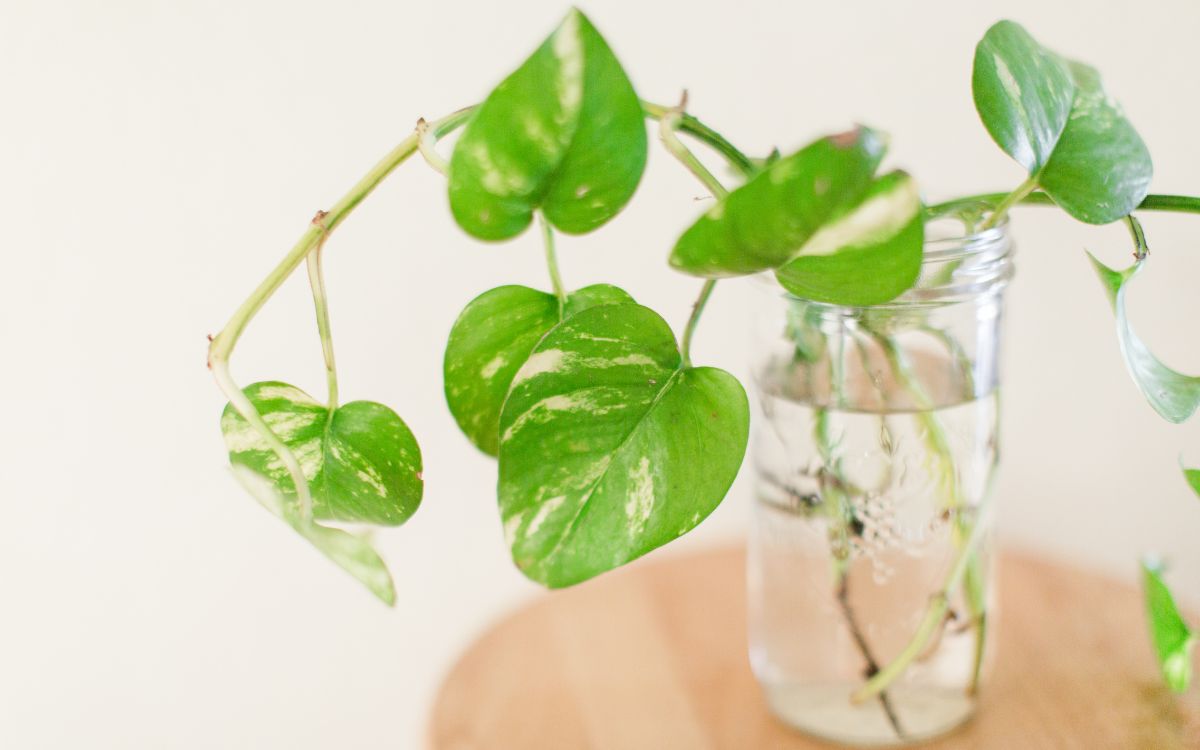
[428,547,1200,749]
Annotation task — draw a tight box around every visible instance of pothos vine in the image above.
[209,10,1199,710]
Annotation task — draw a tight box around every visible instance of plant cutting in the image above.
[207,10,1199,746]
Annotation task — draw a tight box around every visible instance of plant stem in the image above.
[416,117,452,176]
[207,105,474,518]
[852,490,995,703]
[658,104,729,368]
[306,219,338,411]
[979,176,1037,229]
[1124,214,1149,259]
[641,99,757,178]
[657,104,731,200]
[837,574,907,738]
[208,106,473,365]
[865,327,991,694]
[539,213,567,313]
[930,191,1200,217]
[681,279,715,368]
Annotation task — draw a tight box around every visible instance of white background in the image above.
[4,1,1200,747]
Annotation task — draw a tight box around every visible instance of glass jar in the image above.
[746,213,1014,747]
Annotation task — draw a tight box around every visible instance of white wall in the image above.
[4,1,1199,747]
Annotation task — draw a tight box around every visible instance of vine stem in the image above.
[540,214,567,312]
[979,176,1037,230]
[641,99,757,179]
[1124,214,1149,259]
[681,280,715,368]
[658,98,729,368]
[657,98,731,201]
[207,105,474,518]
[930,190,1200,217]
[306,215,338,411]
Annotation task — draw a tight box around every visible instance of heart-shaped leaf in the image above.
[444,283,634,455]
[448,9,647,241]
[669,127,886,277]
[231,465,397,605]
[1142,558,1195,694]
[972,20,1074,174]
[497,303,749,588]
[1088,256,1200,423]
[973,20,1152,225]
[775,170,924,306]
[221,381,423,525]
[1038,62,1153,224]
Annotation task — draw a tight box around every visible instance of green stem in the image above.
[658,106,729,369]
[930,191,1200,217]
[305,222,338,411]
[979,177,1037,230]
[208,106,473,365]
[641,99,757,178]
[864,327,991,695]
[852,490,995,703]
[207,105,474,518]
[657,106,731,200]
[1125,214,1149,258]
[539,213,567,312]
[681,280,715,368]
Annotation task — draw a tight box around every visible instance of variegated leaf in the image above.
[973,21,1152,225]
[972,20,1074,174]
[496,303,749,588]
[231,465,396,605]
[221,381,423,525]
[669,127,886,278]
[448,9,647,240]
[1088,256,1200,423]
[775,170,924,306]
[444,284,634,456]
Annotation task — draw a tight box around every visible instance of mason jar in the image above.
[746,212,1014,747]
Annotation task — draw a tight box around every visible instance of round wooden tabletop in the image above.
[428,547,1200,749]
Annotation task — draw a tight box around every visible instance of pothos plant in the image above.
[209,10,1198,702]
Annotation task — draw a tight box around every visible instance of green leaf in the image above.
[1038,62,1153,224]
[972,20,1074,174]
[1141,558,1195,694]
[669,127,887,278]
[973,21,1152,225]
[1184,465,1200,498]
[448,9,647,241]
[774,170,924,306]
[1088,256,1200,423]
[221,381,423,525]
[444,283,634,455]
[231,464,396,605]
[496,303,749,587]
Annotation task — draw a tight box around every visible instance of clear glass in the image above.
[747,214,1014,747]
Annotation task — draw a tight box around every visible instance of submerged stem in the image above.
[852,491,995,703]
[837,575,907,738]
